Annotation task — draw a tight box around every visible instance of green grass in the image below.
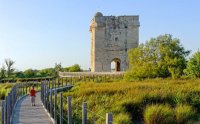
[175,104,196,124]
[0,83,14,100]
[60,79,200,123]
[0,83,14,124]
[144,104,175,124]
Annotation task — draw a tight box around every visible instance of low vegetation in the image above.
[0,63,82,83]
[0,83,14,100]
[61,79,200,123]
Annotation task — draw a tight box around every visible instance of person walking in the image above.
[30,85,36,106]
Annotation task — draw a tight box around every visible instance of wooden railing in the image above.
[59,71,124,77]
[1,81,40,124]
[41,79,114,124]
[1,77,115,124]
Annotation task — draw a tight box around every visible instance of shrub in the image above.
[175,104,196,124]
[144,104,175,124]
[184,51,200,78]
[114,113,131,124]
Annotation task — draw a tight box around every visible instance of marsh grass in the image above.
[175,104,196,124]
[144,104,175,124]
[0,83,14,100]
[60,79,200,123]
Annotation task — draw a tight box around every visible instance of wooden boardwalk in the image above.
[11,93,53,124]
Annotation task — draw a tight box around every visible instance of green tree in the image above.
[5,59,15,77]
[126,34,190,79]
[38,68,55,77]
[24,69,37,78]
[0,65,6,79]
[54,62,62,77]
[14,71,24,78]
[68,64,82,72]
[184,51,200,78]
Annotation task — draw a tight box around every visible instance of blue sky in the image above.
[0,0,200,71]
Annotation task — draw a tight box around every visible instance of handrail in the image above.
[1,81,40,124]
[1,77,115,124]
[59,71,124,77]
[41,79,114,124]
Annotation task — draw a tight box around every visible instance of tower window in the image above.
[115,37,118,41]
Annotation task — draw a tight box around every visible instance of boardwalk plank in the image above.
[12,93,53,124]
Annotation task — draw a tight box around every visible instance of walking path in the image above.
[11,93,53,124]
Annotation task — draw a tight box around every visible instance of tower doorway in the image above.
[111,58,121,72]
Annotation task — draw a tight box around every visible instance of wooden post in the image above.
[46,86,50,112]
[22,83,24,96]
[62,78,64,87]
[54,90,57,124]
[2,100,5,124]
[67,96,72,124]
[48,80,50,90]
[26,81,28,95]
[106,113,113,124]
[43,84,46,108]
[82,102,87,124]
[58,78,60,88]
[60,93,63,124]
[70,77,72,85]
[50,89,53,117]
[5,97,7,124]
[7,95,10,124]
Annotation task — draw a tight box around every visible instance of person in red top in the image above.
[30,86,36,106]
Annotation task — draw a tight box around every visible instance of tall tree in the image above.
[0,65,6,78]
[126,34,190,79]
[5,59,15,77]
[184,51,200,78]
[54,62,62,77]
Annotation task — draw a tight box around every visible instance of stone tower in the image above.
[90,12,140,72]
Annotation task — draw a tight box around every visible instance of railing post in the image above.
[54,90,57,124]
[67,96,72,124]
[41,83,43,103]
[50,89,53,117]
[5,97,7,124]
[60,92,63,124]
[22,83,24,96]
[2,100,5,124]
[92,75,94,82]
[44,85,47,109]
[82,102,87,124]
[46,85,49,112]
[26,81,28,95]
[6,95,10,124]
[62,78,64,87]
[106,113,113,124]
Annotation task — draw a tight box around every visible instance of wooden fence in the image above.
[1,81,40,124]
[59,71,124,83]
[59,71,124,77]
[41,79,114,124]
[1,78,115,124]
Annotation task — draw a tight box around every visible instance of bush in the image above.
[175,104,196,124]
[184,51,200,78]
[127,34,190,80]
[144,104,175,124]
[114,113,131,124]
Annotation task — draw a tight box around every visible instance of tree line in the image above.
[126,34,200,80]
[0,61,82,82]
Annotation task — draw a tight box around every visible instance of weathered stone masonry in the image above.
[90,12,140,72]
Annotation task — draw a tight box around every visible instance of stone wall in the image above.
[90,12,140,72]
